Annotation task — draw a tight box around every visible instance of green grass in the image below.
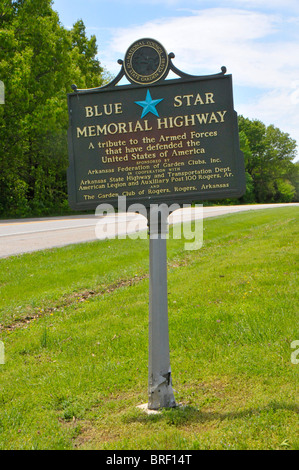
[0,207,298,450]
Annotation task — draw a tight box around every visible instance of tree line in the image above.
[0,0,104,217]
[237,116,298,205]
[0,0,298,218]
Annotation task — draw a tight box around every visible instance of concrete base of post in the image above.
[137,402,183,414]
[137,403,161,415]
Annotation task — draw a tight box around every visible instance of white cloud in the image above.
[240,82,299,157]
[100,7,298,156]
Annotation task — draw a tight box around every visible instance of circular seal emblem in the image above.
[123,38,169,85]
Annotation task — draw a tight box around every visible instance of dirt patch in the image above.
[0,274,149,332]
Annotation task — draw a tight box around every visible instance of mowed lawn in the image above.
[0,206,298,450]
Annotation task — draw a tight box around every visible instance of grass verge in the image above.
[0,206,298,450]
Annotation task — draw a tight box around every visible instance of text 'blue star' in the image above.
[135,89,164,118]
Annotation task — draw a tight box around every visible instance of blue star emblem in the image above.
[135,89,164,118]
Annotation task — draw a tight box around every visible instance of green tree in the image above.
[238,116,297,203]
[238,130,255,203]
[284,161,299,202]
[70,19,102,89]
[0,0,104,217]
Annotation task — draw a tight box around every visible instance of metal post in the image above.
[147,205,176,410]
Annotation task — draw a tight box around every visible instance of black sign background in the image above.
[67,73,245,210]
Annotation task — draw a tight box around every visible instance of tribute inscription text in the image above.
[67,75,245,209]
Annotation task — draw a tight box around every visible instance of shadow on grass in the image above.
[126,401,299,427]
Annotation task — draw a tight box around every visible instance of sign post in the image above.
[67,38,246,410]
[147,205,176,409]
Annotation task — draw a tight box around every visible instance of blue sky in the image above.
[52,0,299,159]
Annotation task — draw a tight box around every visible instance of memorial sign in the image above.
[67,39,246,410]
[67,39,245,210]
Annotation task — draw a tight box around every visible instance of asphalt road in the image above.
[0,203,298,258]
